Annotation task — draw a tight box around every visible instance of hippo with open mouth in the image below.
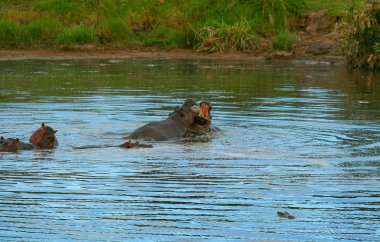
[188,101,213,134]
[127,98,199,141]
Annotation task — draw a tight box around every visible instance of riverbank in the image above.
[0,6,346,66]
[0,0,350,66]
[0,48,345,66]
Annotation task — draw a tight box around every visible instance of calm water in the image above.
[0,58,379,241]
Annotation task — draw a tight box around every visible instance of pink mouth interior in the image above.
[198,103,211,120]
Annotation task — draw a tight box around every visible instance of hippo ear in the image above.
[41,123,45,128]
[15,138,19,143]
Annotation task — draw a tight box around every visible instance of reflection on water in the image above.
[0,58,379,241]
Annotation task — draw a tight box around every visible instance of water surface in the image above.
[0,58,379,241]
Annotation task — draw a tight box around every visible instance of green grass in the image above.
[0,20,22,48]
[0,0,369,53]
[306,0,367,16]
[272,30,297,51]
[58,25,97,46]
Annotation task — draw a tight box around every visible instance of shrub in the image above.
[340,0,380,70]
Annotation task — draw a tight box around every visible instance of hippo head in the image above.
[189,101,212,134]
[29,123,58,149]
[169,98,199,130]
[0,138,20,152]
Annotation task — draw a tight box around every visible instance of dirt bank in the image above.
[0,48,342,62]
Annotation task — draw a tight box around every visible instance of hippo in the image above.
[0,123,58,152]
[127,98,199,141]
[0,137,20,152]
[0,137,34,152]
[29,123,58,149]
[188,101,213,134]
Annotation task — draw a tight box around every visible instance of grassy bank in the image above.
[0,0,378,69]
[0,0,335,50]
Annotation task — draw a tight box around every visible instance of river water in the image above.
[0,58,379,241]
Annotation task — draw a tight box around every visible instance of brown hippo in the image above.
[188,101,213,134]
[29,123,58,149]
[0,137,20,152]
[0,137,34,152]
[127,98,199,141]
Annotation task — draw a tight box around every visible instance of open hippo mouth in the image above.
[188,101,212,134]
[194,101,212,126]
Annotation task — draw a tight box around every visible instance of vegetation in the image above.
[0,0,303,51]
[340,0,380,70]
[0,0,379,69]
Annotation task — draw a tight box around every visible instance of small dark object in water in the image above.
[120,140,153,149]
[277,211,295,219]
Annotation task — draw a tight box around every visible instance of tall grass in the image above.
[340,0,380,69]
[0,20,21,48]
[58,25,97,46]
[98,18,133,45]
[2,0,359,53]
[194,20,259,52]
[272,30,297,51]
[186,0,304,52]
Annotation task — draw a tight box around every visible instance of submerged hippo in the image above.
[29,123,58,149]
[0,137,34,152]
[0,137,20,152]
[188,101,213,134]
[127,98,199,141]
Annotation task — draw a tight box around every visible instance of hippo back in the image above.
[128,99,197,141]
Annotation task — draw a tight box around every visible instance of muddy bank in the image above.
[0,48,345,66]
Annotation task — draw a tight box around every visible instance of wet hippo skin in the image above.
[29,123,58,149]
[128,99,198,141]
[0,137,35,152]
